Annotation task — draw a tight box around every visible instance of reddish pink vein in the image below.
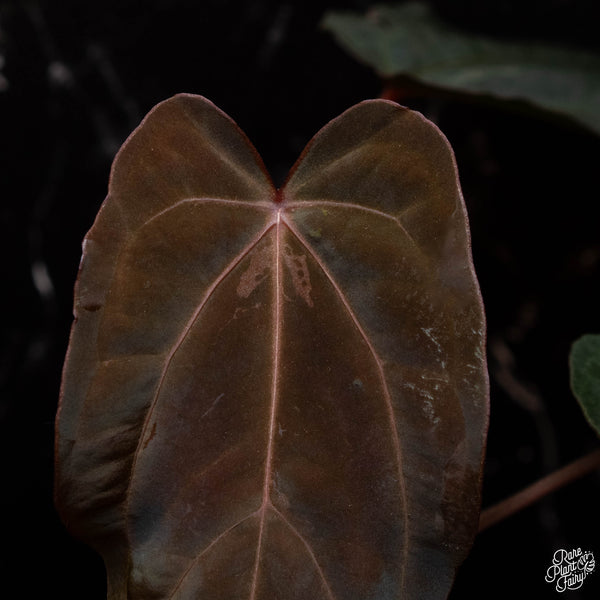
[167,509,260,599]
[281,214,410,592]
[141,197,273,229]
[271,506,336,600]
[284,199,418,248]
[249,211,282,600]
[165,210,334,599]
[124,215,277,535]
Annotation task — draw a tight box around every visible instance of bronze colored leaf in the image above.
[55,94,489,599]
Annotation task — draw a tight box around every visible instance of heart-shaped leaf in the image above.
[55,94,489,599]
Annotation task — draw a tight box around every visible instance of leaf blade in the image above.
[56,95,489,599]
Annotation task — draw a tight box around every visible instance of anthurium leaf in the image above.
[322,2,600,135]
[570,334,600,437]
[55,94,489,600]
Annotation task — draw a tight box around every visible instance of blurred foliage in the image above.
[571,334,600,437]
[322,2,600,135]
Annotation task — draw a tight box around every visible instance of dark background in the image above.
[1,0,600,597]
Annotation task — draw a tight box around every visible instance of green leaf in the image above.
[570,334,600,437]
[322,2,600,135]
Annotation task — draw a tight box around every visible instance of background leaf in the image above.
[55,95,488,599]
[570,334,600,437]
[322,2,600,135]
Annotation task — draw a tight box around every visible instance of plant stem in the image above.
[380,81,423,104]
[479,448,600,532]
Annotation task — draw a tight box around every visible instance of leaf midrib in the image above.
[122,197,410,598]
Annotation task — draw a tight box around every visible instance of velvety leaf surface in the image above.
[322,3,600,135]
[570,334,600,437]
[55,94,489,599]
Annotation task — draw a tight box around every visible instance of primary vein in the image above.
[284,199,419,248]
[282,215,410,591]
[249,211,282,600]
[124,217,275,542]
